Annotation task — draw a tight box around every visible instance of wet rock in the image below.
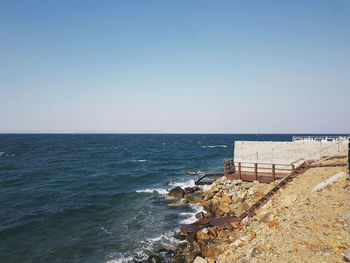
[165,181,174,186]
[193,256,208,263]
[147,255,161,263]
[165,187,185,200]
[184,186,199,195]
[168,202,182,207]
[172,253,185,263]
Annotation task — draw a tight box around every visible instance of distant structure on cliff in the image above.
[223,135,349,183]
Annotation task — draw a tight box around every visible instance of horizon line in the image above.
[0,132,349,135]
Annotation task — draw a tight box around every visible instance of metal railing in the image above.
[224,158,295,181]
[292,136,348,142]
[290,137,349,166]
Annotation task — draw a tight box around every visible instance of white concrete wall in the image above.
[234,140,348,165]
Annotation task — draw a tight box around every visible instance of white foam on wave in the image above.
[202,145,227,148]
[105,256,134,263]
[135,179,199,196]
[168,179,196,189]
[140,230,185,247]
[105,231,184,263]
[133,159,147,162]
[179,204,205,224]
[0,152,5,156]
[136,188,168,195]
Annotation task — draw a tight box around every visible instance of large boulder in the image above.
[186,192,203,204]
[165,187,185,200]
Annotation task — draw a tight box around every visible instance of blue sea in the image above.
[0,134,345,263]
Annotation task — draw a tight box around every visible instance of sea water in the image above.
[0,134,338,263]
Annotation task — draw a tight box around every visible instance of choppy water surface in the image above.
[0,134,327,263]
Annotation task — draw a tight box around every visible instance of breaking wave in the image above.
[179,204,205,224]
[202,145,227,148]
[136,188,168,195]
[168,179,196,189]
[105,231,184,263]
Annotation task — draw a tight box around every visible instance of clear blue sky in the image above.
[1,0,349,133]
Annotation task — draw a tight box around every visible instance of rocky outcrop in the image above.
[168,176,274,263]
[165,187,185,200]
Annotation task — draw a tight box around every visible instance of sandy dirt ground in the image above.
[217,158,350,263]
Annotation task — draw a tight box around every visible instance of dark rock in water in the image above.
[172,253,185,263]
[165,187,185,200]
[165,181,174,186]
[184,186,199,195]
[156,248,174,258]
[147,255,162,263]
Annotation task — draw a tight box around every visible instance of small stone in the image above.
[247,231,257,241]
[233,179,243,185]
[167,202,182,207]
[279,194,297,207]
[193,256,208,263]
[344,248,350,262]
[197,229,211,241]
[250,248,258,257]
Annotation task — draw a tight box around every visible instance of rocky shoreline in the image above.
[160,158,350,263]
[163,177,275,263]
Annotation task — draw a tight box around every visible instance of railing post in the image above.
[238,162,242,179]
[291,164,295,172]
[254,163,258,180]
[272,164,276,181]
